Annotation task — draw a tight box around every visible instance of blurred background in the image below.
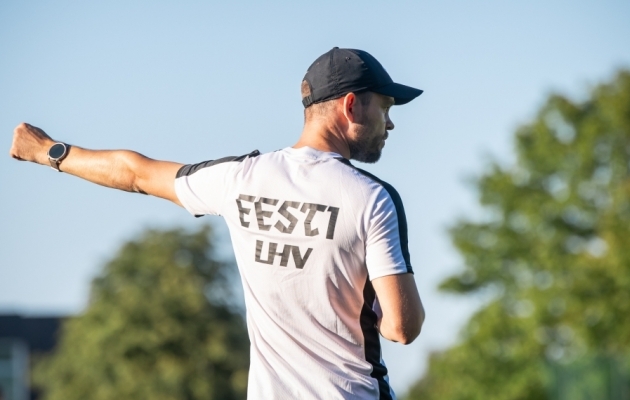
[1,1,629,399]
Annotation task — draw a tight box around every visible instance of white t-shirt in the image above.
[175,146,413,400]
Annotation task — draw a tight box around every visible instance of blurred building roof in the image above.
[0,315,62,352]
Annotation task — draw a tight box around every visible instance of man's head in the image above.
[300,48,422,163]
[302,82,394,163]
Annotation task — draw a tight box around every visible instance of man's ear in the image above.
[342,92,357,123]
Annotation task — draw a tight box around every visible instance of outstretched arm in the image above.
[9,123,184,205]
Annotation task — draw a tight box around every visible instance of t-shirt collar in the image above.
[284,146,345,160]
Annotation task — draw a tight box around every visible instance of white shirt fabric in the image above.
[174,146,413,400]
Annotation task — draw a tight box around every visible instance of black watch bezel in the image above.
[48,142,69,172]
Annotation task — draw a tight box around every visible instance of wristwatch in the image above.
[47,142,70,172]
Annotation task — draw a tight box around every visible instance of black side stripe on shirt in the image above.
[175,149,261,178]
[336,157,412,400]
[335,158,413,273]
[176,150,260,217]
[361,277,394,400]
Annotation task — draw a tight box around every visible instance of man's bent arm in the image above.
[371,273,425,345]
[9,123,183,205]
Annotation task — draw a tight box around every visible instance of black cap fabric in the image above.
[302,47,423,108]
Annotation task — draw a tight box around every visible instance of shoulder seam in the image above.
[334,157,385,187]
[334,158,413,273]
[176,149,260,178]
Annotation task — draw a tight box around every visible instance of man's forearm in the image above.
[10,123,184,205]
[60,146,152,193]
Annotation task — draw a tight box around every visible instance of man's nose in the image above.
[386,116,395,131]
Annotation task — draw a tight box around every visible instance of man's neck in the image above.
[293,120,350,159]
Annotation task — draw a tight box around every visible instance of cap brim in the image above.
[372,82,423,105]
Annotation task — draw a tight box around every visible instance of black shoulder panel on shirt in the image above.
[335,158,413,274]
[176,150,260,178]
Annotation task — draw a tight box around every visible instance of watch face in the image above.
[49,143,66,159]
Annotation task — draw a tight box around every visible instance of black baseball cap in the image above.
[302,47,423,108]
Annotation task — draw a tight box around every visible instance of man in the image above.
[10,47,425,399]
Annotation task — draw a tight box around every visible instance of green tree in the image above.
[33,225,249,400]
[406,70,630,400]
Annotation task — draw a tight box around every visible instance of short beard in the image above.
[348,125,383,164]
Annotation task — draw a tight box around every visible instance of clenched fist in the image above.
[9,123,55,165]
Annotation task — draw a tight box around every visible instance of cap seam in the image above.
[331,49,340,97]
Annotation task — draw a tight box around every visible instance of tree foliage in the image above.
[406,70,630,400]
[33,225,249,400]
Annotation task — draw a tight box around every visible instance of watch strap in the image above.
[49,158,60,172]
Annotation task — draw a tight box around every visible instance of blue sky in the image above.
[1,0,629,394]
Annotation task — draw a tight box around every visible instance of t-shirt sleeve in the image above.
[174,159,239,217]
[365,185,413,280]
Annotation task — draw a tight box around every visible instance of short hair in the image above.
[301,80,372,122]
[302,80,336,121]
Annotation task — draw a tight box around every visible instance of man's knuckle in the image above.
[14,123,27,135]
